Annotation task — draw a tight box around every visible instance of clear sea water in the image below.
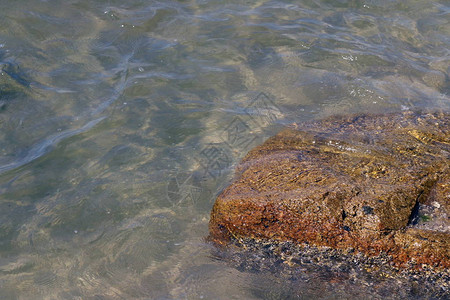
[0,0,448,299]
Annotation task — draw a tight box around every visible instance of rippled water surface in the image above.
[0,0,449,299]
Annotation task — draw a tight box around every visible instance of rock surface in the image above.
[209,111,450,268]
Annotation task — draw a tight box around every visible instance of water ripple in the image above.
[0,117,105,175]
[0,0,449,299]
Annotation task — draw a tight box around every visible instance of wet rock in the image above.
[209,111,450,269]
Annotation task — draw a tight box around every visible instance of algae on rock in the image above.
[209,111,450,268]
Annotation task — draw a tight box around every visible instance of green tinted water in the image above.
[0,0,448,299]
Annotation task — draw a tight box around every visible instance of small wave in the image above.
[0,117,105,175]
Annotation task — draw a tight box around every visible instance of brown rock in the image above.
[209,111,450,268]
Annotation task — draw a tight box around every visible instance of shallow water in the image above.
[0,0,448,299]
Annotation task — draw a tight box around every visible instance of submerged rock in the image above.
[209,111,449,269]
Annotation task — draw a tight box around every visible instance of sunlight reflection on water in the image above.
[0,0,449,299]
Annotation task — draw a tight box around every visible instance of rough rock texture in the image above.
[209,111,450,268]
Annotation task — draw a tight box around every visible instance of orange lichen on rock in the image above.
[209,111,450,268]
